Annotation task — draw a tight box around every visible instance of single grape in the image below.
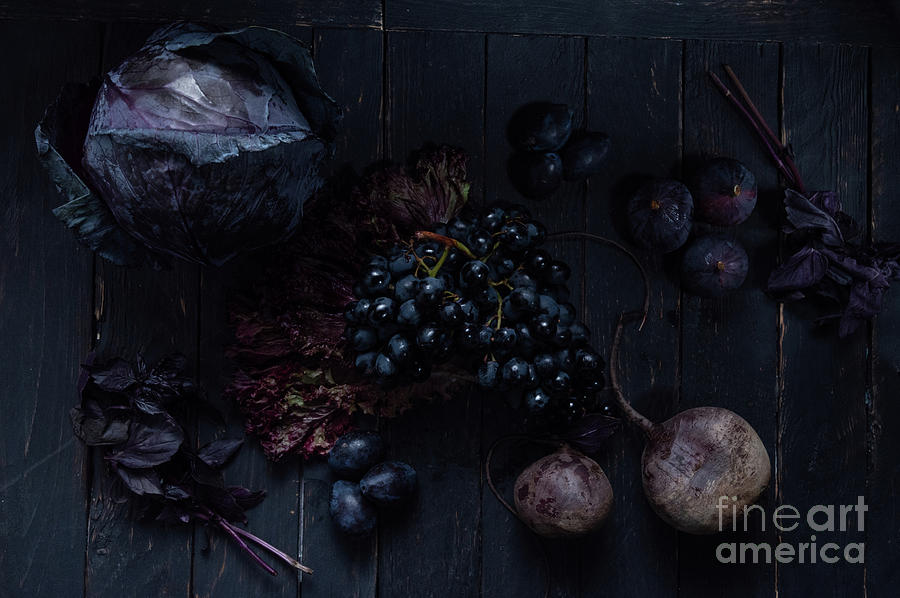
[509,270,538,290]
[354,351,377,374]
[349,327,378,351]
[491,327,518,355]
[459,260,490,289]
[523,387,552,414]
[439,302,465,327]
[396,299,423,328]
[375,353,398,378]
[389,253,416,276]
[394,275,420,302]
[386,334,413,365]
[477,361,501,389]
[361,265,391,295]
[533,353,557,378]
[368,297,397,326]
[416,324,442,354]
[547,261,571,285]
[569,322,590,346]
[481,205,507,232]
[558,302,576,325]
[532,314,557,341]
[416,277,445,307]
[525,249,551,278]
[502,357,531,386]
[467,228,493,256]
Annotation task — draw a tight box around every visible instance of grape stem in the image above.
[415,230,476,259]
[492,286,504,329]
[545,231,650,330]
[427,247,450,277]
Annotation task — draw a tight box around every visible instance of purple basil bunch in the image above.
[36,23,341,267]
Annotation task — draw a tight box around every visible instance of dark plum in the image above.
[359,461,418,507]
[508,102,573,152]
[627,179,693,253]
[681,235,749,297]
[330,480,377,535]
[510,152,563,199]
[328,430,386,479]
[560,131,610,180]
[691,157,757,226]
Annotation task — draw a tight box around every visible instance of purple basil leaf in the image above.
[153,353,188,379]
[86,358,137,392]
[163,484,192,501]
[783,189,844,247]
[228,486,266,511]
[70,405,130,446]
[156,503,191,525]
[197,438,243,469]
[563,414,621,456]
[201,486,246,523]
[107,414,184,468]
[115,465,164,496]
[191,458,226,489]
[767,246,828,293]
[808,190,841,217]
[132,390,166,415]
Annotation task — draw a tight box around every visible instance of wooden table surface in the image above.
[2,2,899,597]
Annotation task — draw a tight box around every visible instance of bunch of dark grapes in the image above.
[343,203,607,426]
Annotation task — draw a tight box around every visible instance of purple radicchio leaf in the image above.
[767,246,829,293]
[197,438,244,469]
[783,189,844,247]
[107,413,184,468]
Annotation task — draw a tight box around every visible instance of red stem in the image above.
[707,70,807,195]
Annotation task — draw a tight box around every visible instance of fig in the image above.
[627,179,693,253]
[359,461,417,507]
[560,131,610,180]
[510,152,563,199]
[681,235,749,297]
[513,445,613,538]
[508,102,573,152]
[329,480,377,536]
[610,317,771,534]
[327,430,386,480]
[692,157,757,225]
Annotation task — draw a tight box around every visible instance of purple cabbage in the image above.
[36,23,340,267]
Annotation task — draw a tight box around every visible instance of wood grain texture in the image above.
[386,0,900,45]
[84,23,199,598]
[298,26,383,598]
[678,40,780,596]
[189,25,315,598]
[482,33,584,598]
[777,43,868,597]
[0,20,100,598]
[580,36,682,598]
[867,44,900,596]
[0,1,381,28]
[379,30,485,598]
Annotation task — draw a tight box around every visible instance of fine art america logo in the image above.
[715,496,867,564]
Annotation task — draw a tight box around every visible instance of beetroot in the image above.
[513,445,613,538]
[611,317,770,534]
[692,157,757,225]
[681,235,749,297]
[627,179,693,253]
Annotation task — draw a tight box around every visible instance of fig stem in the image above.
[610,312,656,436]
[546,231,650,330]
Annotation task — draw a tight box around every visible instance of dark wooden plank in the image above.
[378,30,484,598]
[580,36,681,598]
[84,23,199,598]
[0,1,381,28]
[298,27,383,598]
[777,43,868,597]
[678,40,780,597]
[0,20,100,598]
[482,33,584,598]
[867,45,900,596]
[386,0,899,46]
[189,25,317,598]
